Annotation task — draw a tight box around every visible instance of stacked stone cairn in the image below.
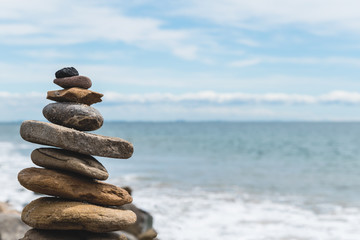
[18,67,138,240]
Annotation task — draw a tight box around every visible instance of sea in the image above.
[1,121,360,240]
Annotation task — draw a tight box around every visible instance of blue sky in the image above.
[1,0,360,121]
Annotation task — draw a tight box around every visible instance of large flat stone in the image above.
[20,120,133,159]
[47,87,103,105]
[31,148,108,180]
[21,197,137,233]
[43,102,104,131]
[18,168,132,206]
[20,229,133,240]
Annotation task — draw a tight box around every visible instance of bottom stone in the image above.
[20,229,132,240]
[21,197,137,233]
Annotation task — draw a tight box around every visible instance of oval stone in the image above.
[43,102,103,131]
[54,75,92,89]
[31,148,108,180]
[21,197,137,233]
[20,120,133,159]
[18,168,132,206]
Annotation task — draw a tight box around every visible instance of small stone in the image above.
[18,168,132,206]
[55,67,79,78]
[54,76,92,89]
[47,87,103,105]
[43,102,104,131]
[21,229,130,240]
[21,197,137,233]
[20,120,133,159]
[138,228,158,240]
[118,203,156,238]
[31,148,108,180]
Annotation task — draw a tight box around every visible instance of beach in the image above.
[1,122,360,239]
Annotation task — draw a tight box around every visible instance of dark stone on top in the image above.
[54,76,92,89]
[55,67,79,78]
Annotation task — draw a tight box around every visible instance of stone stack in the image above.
[18,67,137,239]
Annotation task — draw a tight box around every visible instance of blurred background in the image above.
[1,1,360,239]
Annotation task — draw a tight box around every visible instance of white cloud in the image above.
[3,90,360,106]
[229,56,360,67]
[175,0,360,34]
[229,59,262,67]
[102,91,360,105]
[2,90,360,121]
[319,91,360,104]
[0,0,197,60]
[21,49,74,59]
[237,38,260,47]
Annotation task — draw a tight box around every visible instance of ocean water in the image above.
[1,122,360,239]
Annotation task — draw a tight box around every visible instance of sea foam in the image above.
[129,187,360,240]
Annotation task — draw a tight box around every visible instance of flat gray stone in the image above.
[43,102,103,131]
[20,120,133,159]
[31,148,108,180]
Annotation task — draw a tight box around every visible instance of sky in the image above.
[1,0,360,121]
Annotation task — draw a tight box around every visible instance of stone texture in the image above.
[21,197,137,233]
[0,213,29,240]
[31,148,108,180]
[119,203,156,238]
[20,120,133,159]
[18,168,132,206]
[20,229,133,240]
[138,229,158,240]
[43,102,103,131]
[47,87,103,105]
[55,67,79,78]
[54,75,92,89]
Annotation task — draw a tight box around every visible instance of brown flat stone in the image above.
[20,120,133,159]
[54,75,92,89]
[31,148,108,180]
[47,87,103,105]
[43,102,104,131]
[20,229,131,240]
[21,197,137,233]
[18,168,132,206]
